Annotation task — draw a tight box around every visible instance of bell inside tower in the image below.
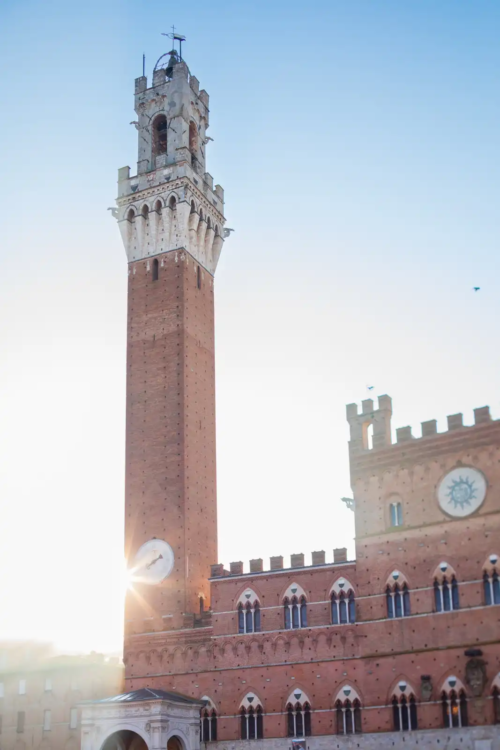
[153,115,167,156]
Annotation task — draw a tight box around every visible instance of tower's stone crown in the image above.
[116,59,225,275]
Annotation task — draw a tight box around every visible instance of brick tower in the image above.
[115,48,226,636]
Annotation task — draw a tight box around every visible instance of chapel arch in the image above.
[100,730,149,750]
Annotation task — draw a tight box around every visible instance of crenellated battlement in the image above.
[210,548,349,578]
[346,395,500,481]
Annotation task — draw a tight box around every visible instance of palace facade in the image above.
[81,45,500,750]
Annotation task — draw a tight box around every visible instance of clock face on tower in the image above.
[437,467,487,518]
[132,539,175,585]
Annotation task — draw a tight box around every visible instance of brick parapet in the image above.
[346,395,499,483]
[350,419,500,481]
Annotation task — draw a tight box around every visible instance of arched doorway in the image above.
[167,737,183,750]
[101,731,148,750]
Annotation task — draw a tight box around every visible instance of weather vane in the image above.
[162,26,186,61]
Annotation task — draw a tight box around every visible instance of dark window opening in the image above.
[152,258,159,282]
[153,115,167,156]
[493,686,500,724]
[189,121,198,152]
[197,265,201,289]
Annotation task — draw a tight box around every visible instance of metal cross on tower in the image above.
[162,26,186,61]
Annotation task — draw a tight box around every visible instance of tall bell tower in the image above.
[115,46,226,637]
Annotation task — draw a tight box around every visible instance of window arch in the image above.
[284,596,307,629]
[153,115,167,156]
[189,121,198,152]
[392,693,417,731]
[434,576,459,612]
[127,208,135,222]
[200,705,217,742]
[483,569,500,605]
[169,195,177,210]
[363,421,373,450]
[331,590,355,624]
[286,691,311,738]
[154,199,163,214]
[442,688,468,728]
[334,686,361,735]
[238,601,261,634]
[483,555,500,605]
[386,583,410,618]
[240,695,263,740]
[335,699,361,735]
[390,501,403,527]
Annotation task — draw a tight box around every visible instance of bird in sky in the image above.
[473,286,481,292]
[367,385,374,391]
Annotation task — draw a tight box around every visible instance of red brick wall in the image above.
[124,250,217,638]
[123,259,500,738]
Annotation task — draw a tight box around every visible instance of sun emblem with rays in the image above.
[446,475,477,509]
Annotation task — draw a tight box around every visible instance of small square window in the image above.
[70,708,78,729]
[43,709,51,731]
[44,678,52,692]
[18,680,26,696]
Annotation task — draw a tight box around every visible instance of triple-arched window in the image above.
[240,706,263,740]
[240,695,263,740]
[434,576,459,612]
[286,702,311,737]
[386,583,410,618]
[442,688,468,728]
[331,591,355,624]
[484,568,500,605]
[284,596,307,629]
[392,694,417,731]
[335,699,362,735]
[238,602,261,634]
[200,708,217,741]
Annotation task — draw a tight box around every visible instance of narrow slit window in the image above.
[153,258,159,282]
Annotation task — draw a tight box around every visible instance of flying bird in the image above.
[367,385,374,391]
[473,287,480,292]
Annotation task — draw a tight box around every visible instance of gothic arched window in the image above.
[237,601,261,634]
[200,708,217,741]
[286,701,311,737]
[387,584,410,618]
[434,576,459,612]
[332,591,356,624]
[284,596,307,629]
[335,699,362,735]
[484,568,500,605]
[240,700,263,740]
[392,694,417,731]
[153,115,167,156]
[442,689,468,728]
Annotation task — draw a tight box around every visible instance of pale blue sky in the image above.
[0,1,499,653]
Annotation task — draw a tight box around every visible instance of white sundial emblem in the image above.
[437,467,487,518]
[132,539,175,585]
